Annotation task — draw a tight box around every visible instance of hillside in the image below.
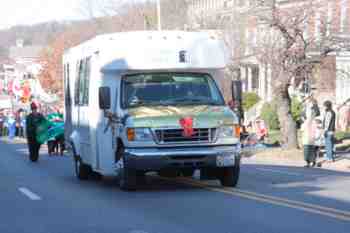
[0,21,78,57]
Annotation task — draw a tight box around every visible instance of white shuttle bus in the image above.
[63,31,241,191]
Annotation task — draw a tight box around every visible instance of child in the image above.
[255,118,268,142]
[313,119,324,162]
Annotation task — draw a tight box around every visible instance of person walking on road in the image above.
[323,100,336,162]
[26,102,45,162]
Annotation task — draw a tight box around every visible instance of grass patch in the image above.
[335,131,350,142]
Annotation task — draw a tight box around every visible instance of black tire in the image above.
[117,145,137,191]
[136,171,147,184]
[119,166,137,191]
[74,157,91,180]
[219,164,240,187]
[71,144,91,180]
[158,169,178,178]
[181,168,195,177]
[91,171,103,181]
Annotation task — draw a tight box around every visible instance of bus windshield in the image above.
[122,73,225,108]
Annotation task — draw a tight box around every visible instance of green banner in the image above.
[36,114,64,144]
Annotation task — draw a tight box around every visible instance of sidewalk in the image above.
[243,140,350,172]
[1,137,27,144]
[0,137,50,151]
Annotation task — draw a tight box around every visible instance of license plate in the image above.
[216,155,235,167]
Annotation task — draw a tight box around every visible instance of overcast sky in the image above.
[0,0,84,29]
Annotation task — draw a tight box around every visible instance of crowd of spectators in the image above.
[0,109,27,139]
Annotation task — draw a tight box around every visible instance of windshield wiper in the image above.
[165,97,222,106]
[129,100,167,108]
[128,99,154,107]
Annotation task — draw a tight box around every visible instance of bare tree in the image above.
[38,22,97,99]
[160,0,188,30]
[185,0,350,148]
[39,0,159,101]
[252,0,350,148]
[79,0,157,32]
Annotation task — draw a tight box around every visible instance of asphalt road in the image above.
[1,139,350,233]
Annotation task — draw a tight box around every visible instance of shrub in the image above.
[335,131,350,141]
[242,92,261,111]
[291,97,303,123]
[260,102,280,130]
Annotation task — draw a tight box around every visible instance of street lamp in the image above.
[157,0,162,31]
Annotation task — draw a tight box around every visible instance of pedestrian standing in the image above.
[3,112,8,137]
[18,111,25,138]
[26,102,45,162]
[0,112,4,137]
[302,94,320,122]
[301,118,317,167]
[313,118,324,161]
[7,113,16,140]
[21,113,26,138]
[323,100,336,162]
[15,111,21,138]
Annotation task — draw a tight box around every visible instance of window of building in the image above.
[252,27,257,47]
[237,0,245,7]
[327,1,333,35]
[341,0,348,32]
[315,11,321,40]
[245,29,251,55]
[251,66,259,90]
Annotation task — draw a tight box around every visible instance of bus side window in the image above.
[82,57,91,106]
[78,59,86,105]
[65,63,71,106]
[74,61,81,105]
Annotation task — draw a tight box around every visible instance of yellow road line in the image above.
[165,177,350,222]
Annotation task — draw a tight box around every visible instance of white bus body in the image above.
[63,31,241,190]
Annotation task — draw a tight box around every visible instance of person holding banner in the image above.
[26,102,45,162]
[46,110,65,156]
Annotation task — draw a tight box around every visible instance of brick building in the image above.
[187,0,350,105]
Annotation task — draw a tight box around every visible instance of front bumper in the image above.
[122,145,241,171]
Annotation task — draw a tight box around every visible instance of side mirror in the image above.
[231,80,243,122]
[99,87,111,110]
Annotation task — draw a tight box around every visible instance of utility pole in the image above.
[157,0,162,31]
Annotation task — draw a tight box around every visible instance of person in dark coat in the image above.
[26,102,45,162]
[0,112,4,137]
[323,100,336,162]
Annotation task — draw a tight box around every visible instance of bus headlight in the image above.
[218,125,240,138]
[127,128,153,142]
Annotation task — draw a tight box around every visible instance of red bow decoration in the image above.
[179,117,194,137]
